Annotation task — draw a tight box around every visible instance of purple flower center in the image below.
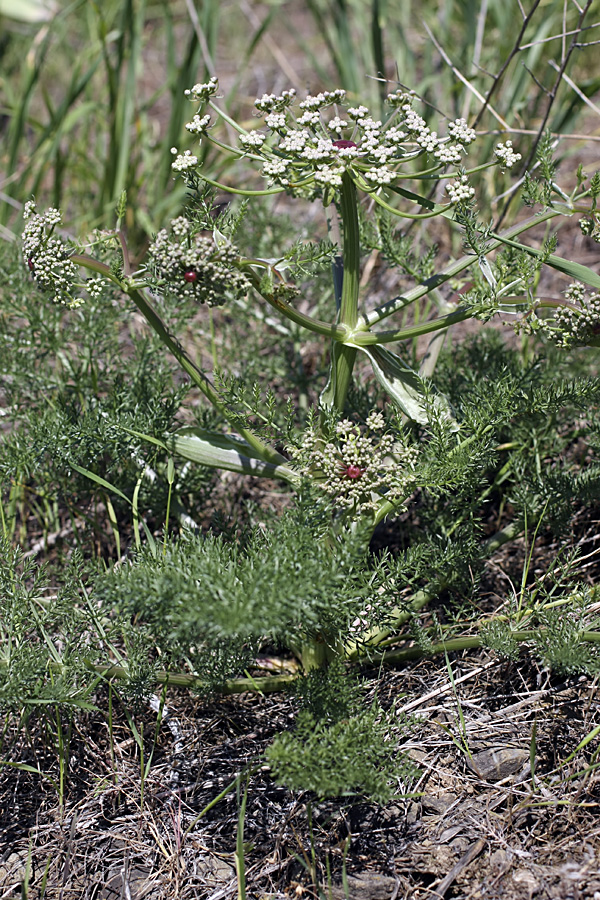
[342,464,364,479]
[332,140,358,149]
[183,270,198,283]
[27,257,35,272]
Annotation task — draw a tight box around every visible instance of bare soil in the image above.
[2,514,600,900]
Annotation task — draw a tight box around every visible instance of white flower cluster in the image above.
[446,174,476,204]
[298,89,346,110]
[170,148,199,171]
[149,217,250,307]
[262,158,291,185]
[184,76,219,102]
[177,78,519,204]
[21,201,83,308]
[580,216,600,244]
[239,130,267,148]
[314,165,344,187]
[448,118,477,145]
[255,88,297,112]
[85,277,106,300]
[290,411,418,516]
[538,282,600,348]
[494,140,522,169]
[237,88,482,190]
[185,113,211,135]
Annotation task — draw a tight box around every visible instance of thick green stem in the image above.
[245,269,348,340]
[330,172,361,411]
[345,521,524,659]
[349,308,473,346]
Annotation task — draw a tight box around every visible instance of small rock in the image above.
[467,748,530,781]
[0,852,31,889]
[329,873,397,900]
[512,868,539,898]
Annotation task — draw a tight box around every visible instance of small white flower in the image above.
[255,92,279,111]
[185,76,218,101]
[265,112,287,131]
[434,143,464,164]
[255,89,296,112]
[44,208,62,225]
[360,117,382,133]
[416,129,439,152]
[387,89,414,107]
[85,277,106,299]
[384,127,407,144]
[347,105,369,120]
[171,149,199,171]
[300,138,335,161]
[185,113,211,134]
[299,91,342,111]
[314,165,344,187]
[447,118,477,145]
[262,158,291,184]
[334,142,360,159]
[365,166,393,185]
[360,133,380,153]
[366,411,385,431]
[494,140,522,169]
[446,174,475,203]
[170,216,191,237]
[279,131,309,152]
[371,145,395,163]
[239,130,267,148]
[327,115,347,133]
[403,108,427,133]
[297,110,321,127]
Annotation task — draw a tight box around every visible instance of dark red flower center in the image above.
[183,270,198,283]
[342,464,364,479]
[332,140,358,150]
[27,257,35,272]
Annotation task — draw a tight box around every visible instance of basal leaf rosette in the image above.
[171,78,521,209]
[290,412,418,518]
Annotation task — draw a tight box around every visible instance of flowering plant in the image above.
[21,78,600,533]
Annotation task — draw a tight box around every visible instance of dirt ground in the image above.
[2,514,600,900]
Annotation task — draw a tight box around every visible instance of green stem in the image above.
[361,207,571,329]
[345,521,523,659]
[71,251,288,470]
[245,269,348,340]
[348,308,473,345]
[377,631,537,665]
[16,617,600,698]
[331,171,361,411]
[126,286,287,467]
